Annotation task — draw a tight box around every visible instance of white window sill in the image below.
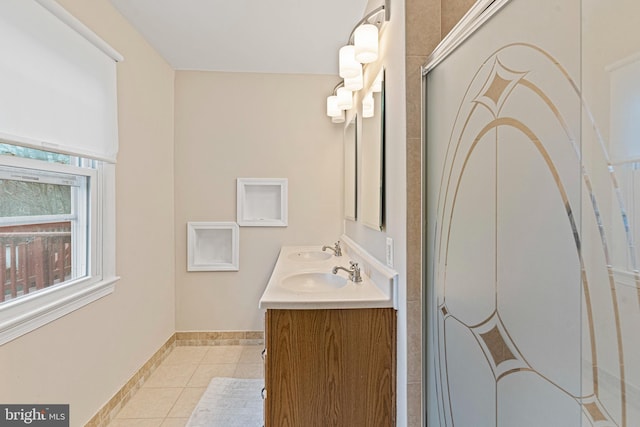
[0,276,120,346]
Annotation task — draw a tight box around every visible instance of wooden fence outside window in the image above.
[0,221,72,303]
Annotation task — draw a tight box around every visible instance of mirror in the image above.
[344,115,357,220]
[360,70,385,230]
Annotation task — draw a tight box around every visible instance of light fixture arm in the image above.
[331,80,345,95]
[347,2,389,44]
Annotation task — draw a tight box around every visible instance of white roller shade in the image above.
[0,0,121,163]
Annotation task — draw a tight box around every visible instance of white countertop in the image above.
[259,242,397,310]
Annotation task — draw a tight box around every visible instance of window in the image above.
[0,1,122,345]
[0,144,116,345]
[0,144,91,303]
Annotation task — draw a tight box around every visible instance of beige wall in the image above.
[0,1,176,425]
[174,71,344,332]
[405,1,439,426]
[442,0,478,37]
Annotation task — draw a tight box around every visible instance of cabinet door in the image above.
[265,308,396,426]
[263,312,269,425]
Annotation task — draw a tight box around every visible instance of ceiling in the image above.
[108,0,369,75]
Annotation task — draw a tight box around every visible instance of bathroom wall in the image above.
[174,71,344,332]
[441,0,478,37]
[0,1,176,426]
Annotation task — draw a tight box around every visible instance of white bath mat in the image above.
[186,377,264,427]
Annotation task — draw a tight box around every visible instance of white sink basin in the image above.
[259,243,398,309]
[287,251,332,262]
[280,272,347,292]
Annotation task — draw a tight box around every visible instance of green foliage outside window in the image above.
[0,144,72,218]
[0,143,70,164]
[0,180,71,217]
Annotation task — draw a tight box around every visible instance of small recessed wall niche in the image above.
[237,178,288,227]
[187,222,239,271]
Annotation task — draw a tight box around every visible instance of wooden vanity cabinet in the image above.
[264,308,396,427]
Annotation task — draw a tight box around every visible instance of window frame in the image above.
[0,152,118,345]
[0,161,90,283]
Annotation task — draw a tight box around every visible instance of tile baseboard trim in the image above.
[84,333,176,427]
[84,330,264,427]
[176,330,264,346]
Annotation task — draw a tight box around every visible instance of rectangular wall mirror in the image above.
[360,69,385,230]
[344,114,357,220]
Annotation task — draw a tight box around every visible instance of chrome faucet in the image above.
[322,241,342,257]
[332,261,362,283]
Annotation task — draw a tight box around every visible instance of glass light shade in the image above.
[331,110,345,123]
[344,69,363,91]
[337,87,353,110]
[362,92,374,118]
[354,24,379,64]
[326,95,341,117]
[339,45,361,79]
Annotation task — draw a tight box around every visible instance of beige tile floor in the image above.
[107,345,264,427]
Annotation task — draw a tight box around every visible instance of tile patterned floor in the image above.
[107,345,264,427]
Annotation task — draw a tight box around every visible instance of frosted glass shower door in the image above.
[425,0,584,425]
[425,0,640,426]
[579,1,640,426]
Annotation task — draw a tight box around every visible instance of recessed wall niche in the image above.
[237,178,288,227]
[187,222,239,271]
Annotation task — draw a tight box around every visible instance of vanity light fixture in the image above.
[327,81,352,117]
[354,24,379,63]
[362,92,375,118]
[344,68,364,91]
[326,95,341,117]
[339,45,361,79]
[331,110,346,124]
[337,86,353,110]
[326,1,389,121]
